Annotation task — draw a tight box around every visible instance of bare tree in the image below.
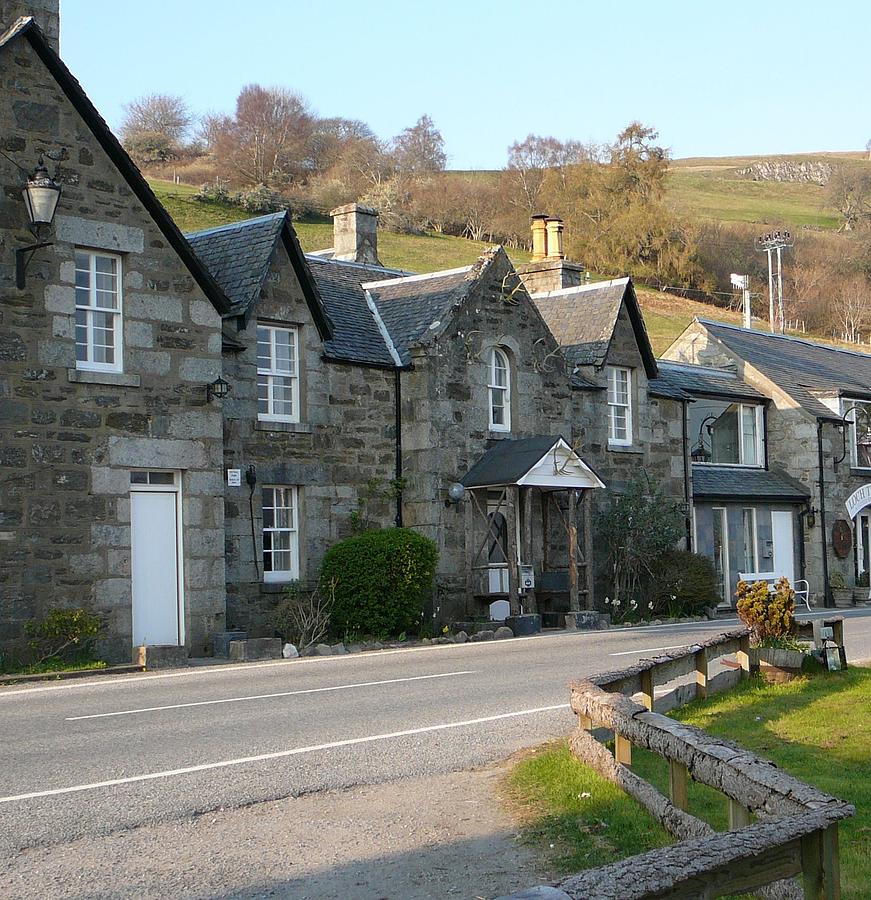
[121,93,193,144]
[202,85,315,187]
[826,166,871,231]
[505,134,590,216]
[391,115,446,176]
[831,274,870,343]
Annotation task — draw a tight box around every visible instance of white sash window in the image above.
[75,250,122,372]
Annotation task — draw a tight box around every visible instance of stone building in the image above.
[664,319,871,606]
[0,14,230,661]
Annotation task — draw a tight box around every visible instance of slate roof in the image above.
[305,256,405,367]
[460,436,568,488]
[186,214,285,314]
[186,213,333,340]
[365,267,474,366]
[532,278,658,378]
[698,320,871,420]
[652,360,766,402]
[691,465,810,502]
[0,18,232,316]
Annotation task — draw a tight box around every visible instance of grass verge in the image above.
[0,655,108,677]
[504,668,870,898]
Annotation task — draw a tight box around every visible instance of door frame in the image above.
[771,509,796,584]
[129,469,185,647]
[856,510,871,578]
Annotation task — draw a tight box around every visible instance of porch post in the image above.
[506,485,520,616]
[583,489,594,610]
[568,489,579,612]
[522,486,535,612]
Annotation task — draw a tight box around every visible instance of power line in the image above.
[755,230,794,333]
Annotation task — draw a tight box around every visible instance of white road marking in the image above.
[610,644,689,657]
[65,671,477,721]
[0,703,570,805]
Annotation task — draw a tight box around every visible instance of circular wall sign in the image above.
[832,519,852,559]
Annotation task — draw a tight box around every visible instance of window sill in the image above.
[260,581,295,594]
[607,443,643,455]
[488,430,512,440]
[68,368,140,387]
[255,420,312,434]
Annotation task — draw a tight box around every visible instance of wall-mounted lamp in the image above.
[690,415,718,464]
[802,505,817,529]
[206,376,231,402]
[444,482,466,507]
[16,156,62,289]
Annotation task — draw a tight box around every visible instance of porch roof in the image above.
[460,436,605,490]
[692,465,810,502]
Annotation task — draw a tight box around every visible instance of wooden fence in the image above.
[500,622,853,900]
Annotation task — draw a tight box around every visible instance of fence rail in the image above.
[501,620,853,900]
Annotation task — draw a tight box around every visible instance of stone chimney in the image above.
[0,0,59,53]
[330,203,380,266]
[516,214,584,295]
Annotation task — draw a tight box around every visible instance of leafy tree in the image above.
[391,115,446,176]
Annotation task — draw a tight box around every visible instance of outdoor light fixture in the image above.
[445,482,466,506]
[206,376,231,402]
[833,404,871,468]
[16,156,62,289]
[690,415,718,464]
[802,505,817,529]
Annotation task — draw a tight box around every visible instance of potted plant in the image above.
[736,577,807,683]
[829,571,854,608]
[854,570,870,604]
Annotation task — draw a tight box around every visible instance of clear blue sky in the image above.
[61,0,869,170]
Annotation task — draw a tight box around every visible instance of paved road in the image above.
[2,610,870,858]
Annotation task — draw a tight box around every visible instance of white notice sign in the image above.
[846,484,871,519]
[227,468,242,487]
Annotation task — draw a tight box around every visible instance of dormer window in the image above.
[689,399,764,467]
[488,347,511,432]
[257,324,299,423]
[607,366,632,446]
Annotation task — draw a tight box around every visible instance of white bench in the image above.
[739,571,812,612]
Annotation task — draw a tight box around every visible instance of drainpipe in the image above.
[816,420,831,607]
[394,368,403,527]
[682,399,692,551]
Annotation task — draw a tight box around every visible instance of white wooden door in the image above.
[131,487,181,646]
[771,511,796,584]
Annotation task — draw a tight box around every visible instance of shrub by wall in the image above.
[320,528,438,637]
[648,550,721,618]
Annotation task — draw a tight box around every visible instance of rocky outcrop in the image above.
[737,160,832,185]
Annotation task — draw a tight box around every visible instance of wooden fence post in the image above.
[668,759,689,812]
[640,668,655,711]
[727,797,751,830]
[801,829,823,899]
[695,648,708,700]
[822,823,841,900]
[737,633,751,678]
[615,733,632,766]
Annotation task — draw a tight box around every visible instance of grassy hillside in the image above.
[150,179,530,273]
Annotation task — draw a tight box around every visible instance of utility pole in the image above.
[755,231,794,333]
[730,273,751,329]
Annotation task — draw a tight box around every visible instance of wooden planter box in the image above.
[750,647,806,683]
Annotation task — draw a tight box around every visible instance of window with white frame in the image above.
[75,250,122,372]
[607,366,632,445]
[262,485,299,581]
[689,398,765,466]
[488,347,511,432]
[846,400,871,469]
[257,325,299,423]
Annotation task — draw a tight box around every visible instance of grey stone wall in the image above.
[221,245,396,635]
[0,37,225,662]
[0,1,59,52]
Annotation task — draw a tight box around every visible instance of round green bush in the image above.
[320,528,438,637]
[648,550,720,618]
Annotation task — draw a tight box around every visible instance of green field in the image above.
[506,668,871,898]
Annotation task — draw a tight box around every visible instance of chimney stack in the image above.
[0,1,59,52]
[545,217,564,260]
[530,214,548,262]
[516,213,584,295]
[330,203,380,266]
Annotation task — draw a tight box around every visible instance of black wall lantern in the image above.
[690,415,718,464]
[16,156,62,289]
[206,376,231,402]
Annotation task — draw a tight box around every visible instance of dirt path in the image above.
[4,763,545,900]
